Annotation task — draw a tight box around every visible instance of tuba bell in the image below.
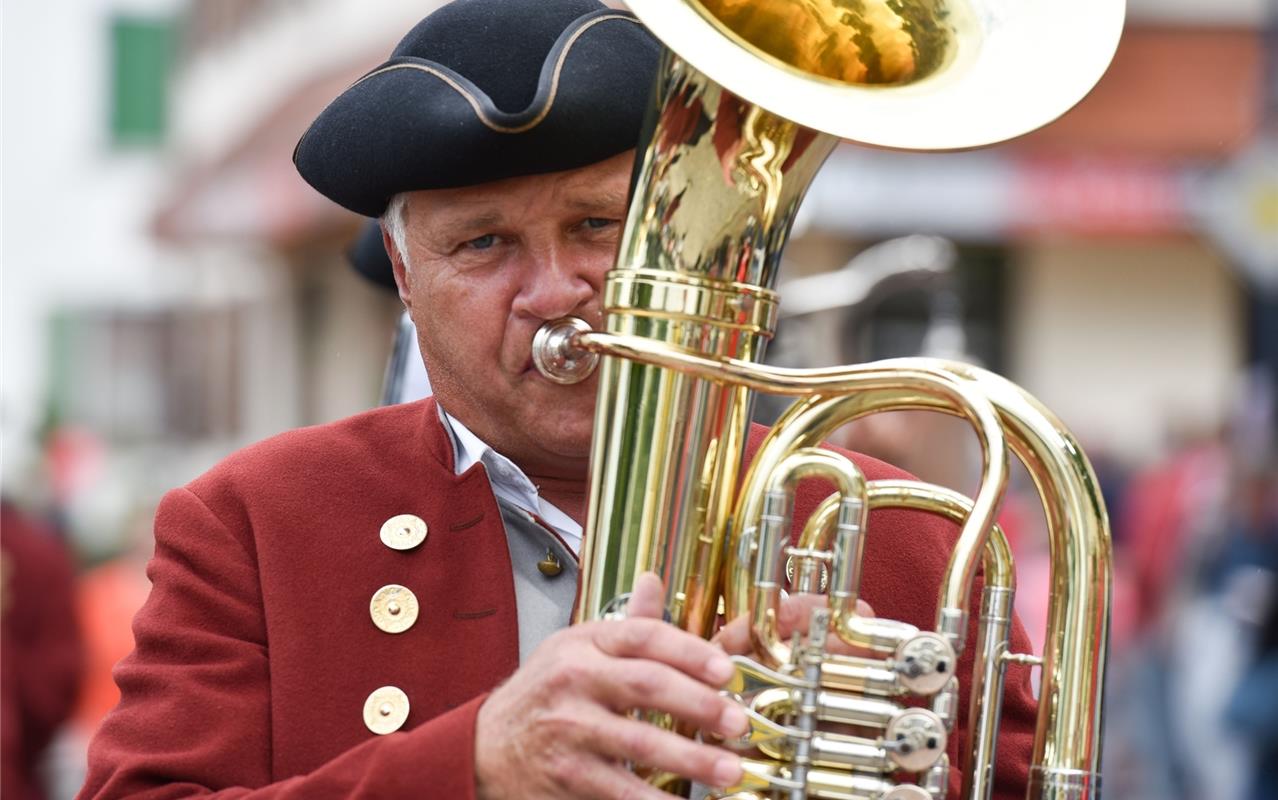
[531,1,1124,797]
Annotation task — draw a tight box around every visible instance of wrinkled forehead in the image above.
[406,150,634,230]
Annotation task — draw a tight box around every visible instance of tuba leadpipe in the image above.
[531,1,1123,797]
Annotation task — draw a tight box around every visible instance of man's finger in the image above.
[591,659,746,737]
[713,597,879,657]
[563,754,708,800]
[590,618,735,686]
[535,750,673,800]
[710,614,752,656]
[585,709,744,791]
[627,571,665,620]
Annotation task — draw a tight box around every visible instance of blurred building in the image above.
[2,1,1274,798]
[6,0,1272,552]
[3,0,428,558]
[784,0,1273,467]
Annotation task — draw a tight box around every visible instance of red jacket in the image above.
[2,501,84,800]
[80,398,1037,798]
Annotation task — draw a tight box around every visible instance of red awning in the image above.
[1016,26,1264,159]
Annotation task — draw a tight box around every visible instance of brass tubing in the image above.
[851,360,1108,796]
[571,329,1009,653]
[760,482,1017,797]
[785,491,926,660]
[574,51,839,643]
[576,309,1109,793]
[968,586,1013,800]
[807,482,1016,707]
[748,448,870,663]
[752,686,907,730]
[919,362,1110,799]
[576,329,1109,794]
[731,759,912,800]
[809,734,896,771]
[863,480,1016,800]
[817,656,906,697]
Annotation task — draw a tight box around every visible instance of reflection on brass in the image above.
[532,0,1122,795]
[537,549,563,577]
[694,0,953,86]
[369,584,419,634]
[362,685,410,735]
[379,514,427,551]
[785,553,829,592]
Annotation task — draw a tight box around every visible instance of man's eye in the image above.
[583,217,617,231]
[465,234,498,250]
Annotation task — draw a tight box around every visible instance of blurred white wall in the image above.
[0,0,431,478]
[1129,0,1271,25]
[3,0,184,488]
[0,0,419,537]
[1008,239,1245,459]
[171,0,430,162]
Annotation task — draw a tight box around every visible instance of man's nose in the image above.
[514,247,599,321]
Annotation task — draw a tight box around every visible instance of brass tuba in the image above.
[531,1,1123,797]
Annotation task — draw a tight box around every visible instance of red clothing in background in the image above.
[1,500,84,800]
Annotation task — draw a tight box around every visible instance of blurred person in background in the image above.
[348,220,434,405]
[77,1,1042,798]
[1104,373,1278,800]
[1218,460,1278,800]
[1,498,84,800]
[1227,521,1278,800]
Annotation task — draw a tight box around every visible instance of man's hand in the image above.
[712,593,876,658]
[474,573,749,799]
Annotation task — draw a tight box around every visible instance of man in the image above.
[80,1,1039,798]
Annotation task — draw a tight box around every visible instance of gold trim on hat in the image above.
[354,13,638,135]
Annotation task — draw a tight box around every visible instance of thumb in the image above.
[627,571,666,620]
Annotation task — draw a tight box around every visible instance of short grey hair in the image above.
[382,193,411,271]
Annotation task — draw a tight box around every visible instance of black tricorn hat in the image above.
[295,0,661,218]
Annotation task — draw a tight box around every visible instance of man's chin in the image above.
[534,424,595,460]
[510,402,595,457]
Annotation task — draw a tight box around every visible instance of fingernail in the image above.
[706,655,734,684]
[718,704,747,737]
[714,755,742,787]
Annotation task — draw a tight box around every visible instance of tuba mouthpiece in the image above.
[531,317,599,385]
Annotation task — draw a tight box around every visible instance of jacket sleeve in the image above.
[78,487,482,800]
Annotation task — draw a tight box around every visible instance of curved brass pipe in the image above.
[569,330,1110,795]
[724,481,1017,799]
[538,0,1122,794]
[900,361,1110,798]
[745,448,871,665]
[571,329,1009,651]
[863,481,1016,800]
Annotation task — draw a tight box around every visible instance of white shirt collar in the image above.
[437,404,583,555]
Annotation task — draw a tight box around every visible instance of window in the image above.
[47,306,242,442]
[110,16,176,146]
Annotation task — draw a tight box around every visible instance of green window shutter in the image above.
[110,16,175,146]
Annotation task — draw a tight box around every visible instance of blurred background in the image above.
[2,1,1276,798]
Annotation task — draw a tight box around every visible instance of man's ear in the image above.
[381,224,413,309]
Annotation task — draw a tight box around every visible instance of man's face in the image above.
[388,151,633,479]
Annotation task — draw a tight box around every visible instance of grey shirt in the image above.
[495,499,579,662]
